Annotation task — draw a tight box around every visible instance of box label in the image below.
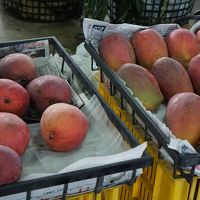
[67,178,97,195]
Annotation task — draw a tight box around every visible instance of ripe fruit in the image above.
[40,103,89,152]
[99,33,136,71]
[0,112,30,156]
[0,79,30,117]
[166,28,200,69]
[0,145,22,186]
[188,54,200,95]
[117,63,164,110]
[130,28,168,70]
[26,75,72,114]
[166,92,200,146]
[151,57,194,101]
[0,53,37,86]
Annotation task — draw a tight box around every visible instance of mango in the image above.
[196,30,200,43]
[130,28,168,70]
[117,63,164,111]
[0,145,22,186]
[0,53,36,86]
[151,57,194,101]
[188,54,200,95]
[99,33,136,71]
[166,28,200,69]
[166,92,200,146]
[40,103,89,152]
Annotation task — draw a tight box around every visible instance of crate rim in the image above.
[0,36,152,197]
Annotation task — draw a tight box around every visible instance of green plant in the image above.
[82,0,144,21]
[82,0,108,20]
[110,0,144,23]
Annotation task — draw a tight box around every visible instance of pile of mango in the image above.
[99,28,200,147]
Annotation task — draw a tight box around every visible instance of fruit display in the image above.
[0,37,153,200]
[98,26,200,147]
[0,52,89,186]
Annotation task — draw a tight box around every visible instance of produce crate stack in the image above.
[0,37,152,200]
[107,0,196,25]
[84,17,200,200]
[2,0,82,22]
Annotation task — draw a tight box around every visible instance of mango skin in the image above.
[117,63,164,111]
[196,30,200,43]
[99,33,136,71]
[166,92,200,146]
[166,28,200,69]
[130,28,168,70]
[151,57,194,101]
[188,54,200,95]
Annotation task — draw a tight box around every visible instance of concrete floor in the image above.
[0,1,200,53]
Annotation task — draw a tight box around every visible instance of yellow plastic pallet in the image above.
[65,185,138,200]
[96,76,200,200]
[66,192,97,200]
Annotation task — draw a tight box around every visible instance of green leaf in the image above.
[82,0,108,20]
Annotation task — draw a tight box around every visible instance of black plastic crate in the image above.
[84,37,200,183]
[0,37,152,198]
[2,0,82,22]
[108,0,195,25]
